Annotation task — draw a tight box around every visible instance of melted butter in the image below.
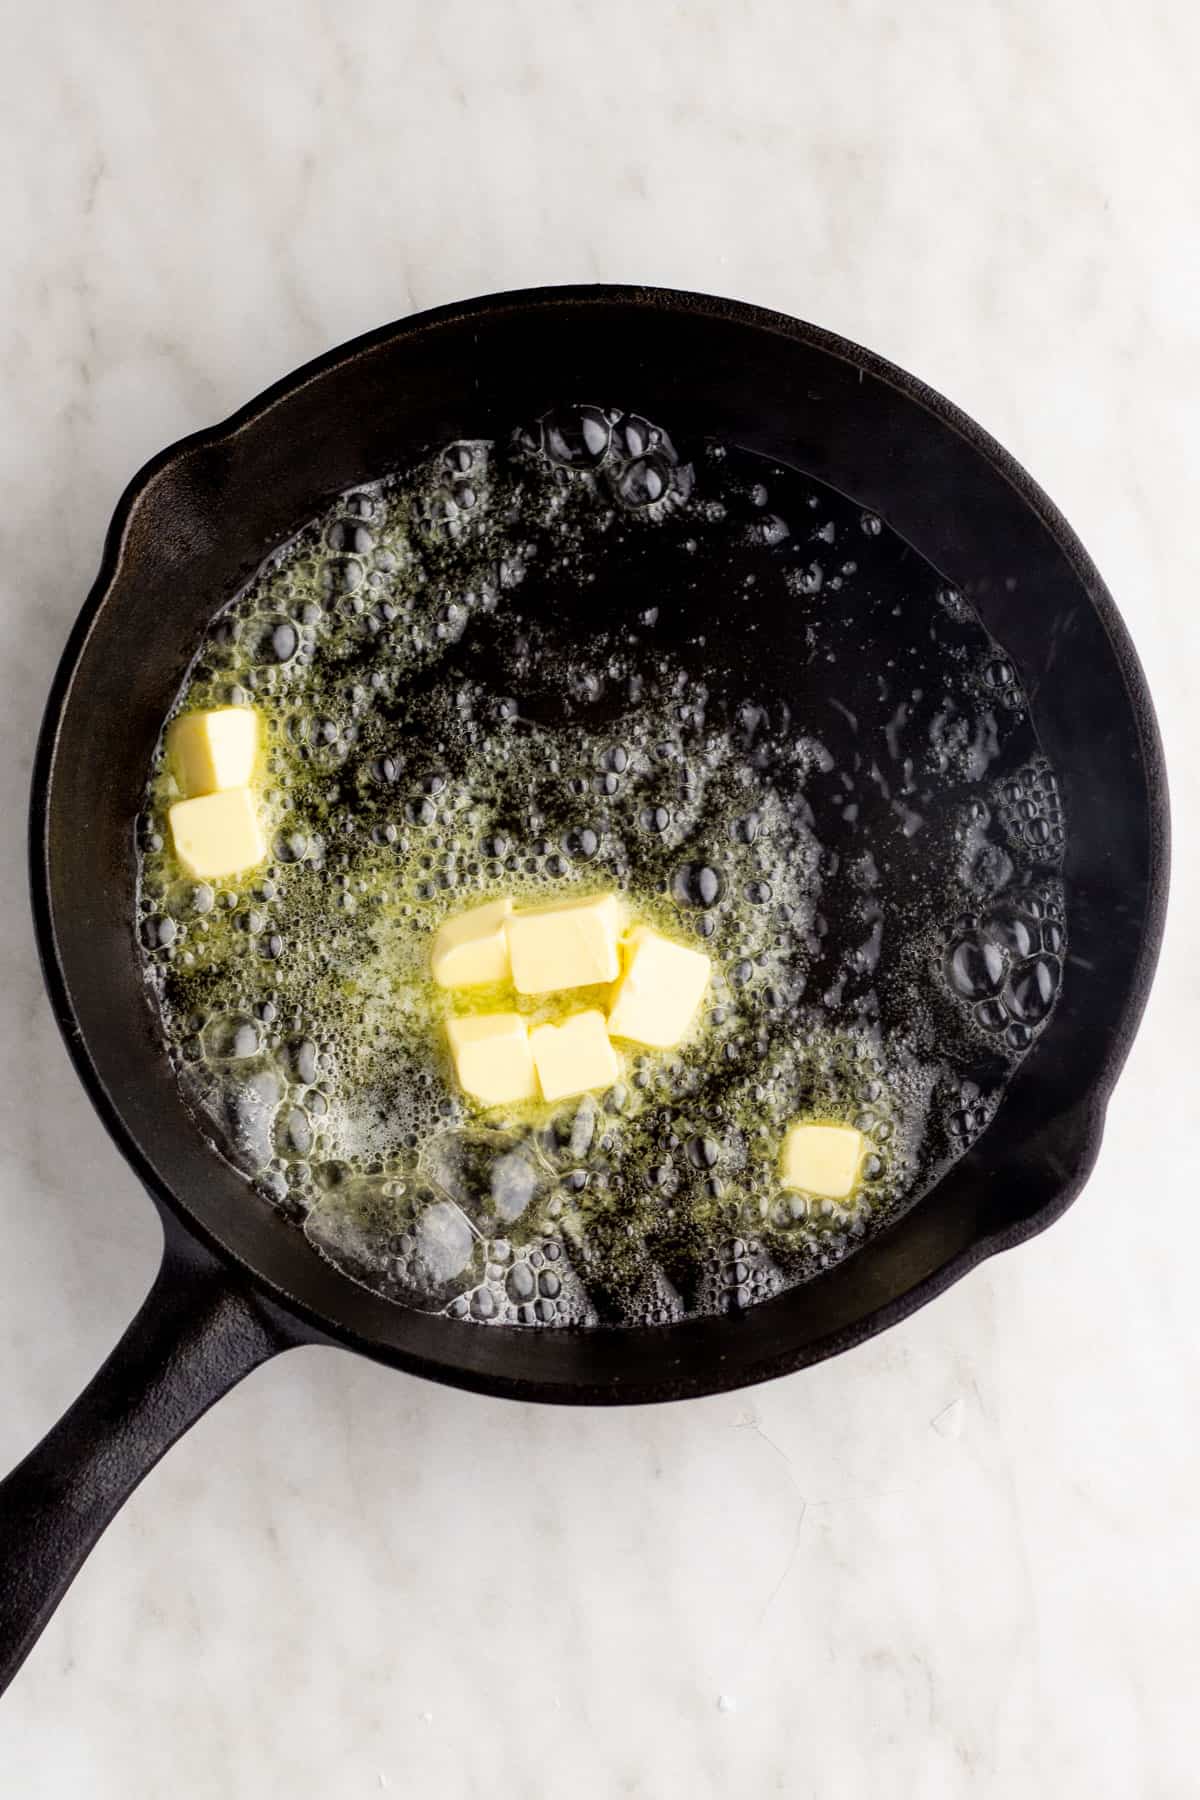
[136,411,1067,1327]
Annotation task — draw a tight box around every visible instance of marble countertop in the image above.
[1,3,1195,1794]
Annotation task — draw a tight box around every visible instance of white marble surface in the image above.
[1,3,1196,1794]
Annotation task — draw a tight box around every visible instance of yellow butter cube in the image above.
[446,1013,537,1107]
[506,893,622,996]
[780,1122,866,1200]
[530,1010,620,1103]
[168,788,266,880]
[606,926,711,1049]
[167,707,259,797]
[431,896,513,988]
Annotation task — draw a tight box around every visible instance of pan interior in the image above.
[135,403,1065,1335]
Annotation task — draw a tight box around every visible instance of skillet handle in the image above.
[0,1214,300,1698]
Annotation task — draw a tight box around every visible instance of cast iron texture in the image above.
[0,287,1167,1694]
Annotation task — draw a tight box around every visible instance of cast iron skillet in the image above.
[0,286,1168,1695]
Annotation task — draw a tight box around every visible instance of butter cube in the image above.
[780,1122,866,1200]
[431,896,513,988]
[167,707,259,797]
[446,1013,537,1107]
[606,926,711,1048]
[506,893,621,996]
[530,1010,620,1103]
[168,788,266,880]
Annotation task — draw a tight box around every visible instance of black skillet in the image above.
[0,286,1168,1694]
